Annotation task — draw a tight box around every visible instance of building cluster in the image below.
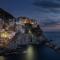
[0,8,60,53]
[0,8,41,48]
[0,8,16,47]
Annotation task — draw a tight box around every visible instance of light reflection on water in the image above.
[0,56,5,60]
[25,45,36,60]
[0,45,60,60]
[0,45,37,60]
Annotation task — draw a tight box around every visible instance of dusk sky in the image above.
[0,0,60,31]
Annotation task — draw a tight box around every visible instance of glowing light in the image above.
[31,22,34,24]
[0,31,16,47]
[0,31,9,39]
[23,19,33,24]
[28,30,32,34]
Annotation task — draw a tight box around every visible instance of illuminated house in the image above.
[13,17,42,46]
[0,8,16,47]
[16,17,37,32]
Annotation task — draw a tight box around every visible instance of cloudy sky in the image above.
[0,0,60,31]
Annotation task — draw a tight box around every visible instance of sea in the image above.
[45,31,60,46]
[0,31,60,60]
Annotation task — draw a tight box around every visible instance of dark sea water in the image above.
[0,32,60,60]
[45,31,60,46]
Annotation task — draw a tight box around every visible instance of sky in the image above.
[0,0,60,31]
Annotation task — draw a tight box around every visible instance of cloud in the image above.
[41,22,60,31]
[33,0,60,8]
[40,18,57,27]
[33,0,60,13]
